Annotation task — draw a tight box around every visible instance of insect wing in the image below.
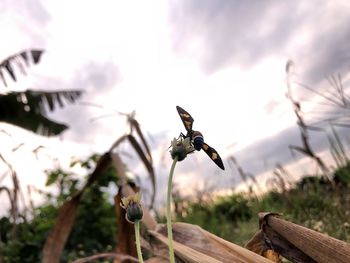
[202,143,225,170]
[176,106,194,132]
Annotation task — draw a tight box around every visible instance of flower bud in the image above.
[170,137,194,161]
[120,192,143,223]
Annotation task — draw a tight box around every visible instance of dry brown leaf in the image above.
[150,230,222,263]
[109,134,129,152]
[127,134,156,207]
[150,222,273,263]
[109,126,156,209]
[131,120,156,209]
[42,192,83,263]
[127,135,153,175]
[144,257,169,263]
[245,230,281,262]
[245,230,265,255]
[129,118,152,164]
[72,252,138,263]
[114,187,138,263]
[111,153,157,231]
[42,153,112,263]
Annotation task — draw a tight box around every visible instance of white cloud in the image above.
[1,0,350,214]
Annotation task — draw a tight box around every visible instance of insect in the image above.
[176,105,225,170]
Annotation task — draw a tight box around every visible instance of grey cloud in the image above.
[168,1,350,77]
[25,0,51,26]
[47,60,123,143]
[301,27,350,85]
[1,0,50,27]
[169,0,301,73]
[70,60,122,92]
[1,0,50,49]
[229,122,349,178]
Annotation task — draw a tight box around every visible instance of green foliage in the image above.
[0,155,118,262]
[43,168,80,206]
[63,185,116,262]
[254,191,284,212]
[0,49,44,87]
[295,175,329,192]
[0,89,82,136]
[176,194,253,242]
[214,195,252,222]
[0,205,57,262]
[0,49,83,136]
[334,162,350,186]
[179,165,350,246]
[2,153,350,261]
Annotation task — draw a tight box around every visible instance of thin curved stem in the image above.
[134,221,144,263]
[166,156,178,263]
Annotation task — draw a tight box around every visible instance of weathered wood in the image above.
[260,213,350,263]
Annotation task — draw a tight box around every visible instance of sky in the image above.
[1,0,350,211]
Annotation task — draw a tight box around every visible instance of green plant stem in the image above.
[134,221,144,263]
[166,156,178,263]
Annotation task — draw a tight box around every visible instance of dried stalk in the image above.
[286,61,334,186]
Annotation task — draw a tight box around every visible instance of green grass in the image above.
[176,165,350,246]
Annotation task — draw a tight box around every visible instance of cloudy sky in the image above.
[1,0,350,210]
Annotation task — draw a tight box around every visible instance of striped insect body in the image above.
[192,131,204,151]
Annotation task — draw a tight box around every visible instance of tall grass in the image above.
[176,165,350,246]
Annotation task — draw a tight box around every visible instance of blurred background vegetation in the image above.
[1,157,350,262]
[1,50,350,262]
[0,155,118,262]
